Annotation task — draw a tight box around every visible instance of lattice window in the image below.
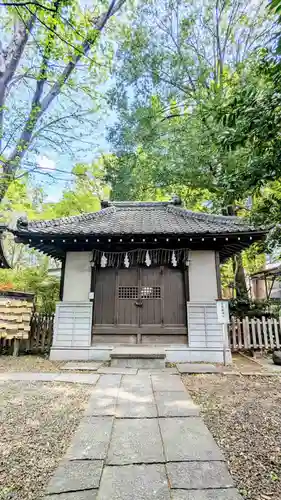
[141,286,161,299]
[118,287,138,299]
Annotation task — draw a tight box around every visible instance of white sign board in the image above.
[216,300,230,324]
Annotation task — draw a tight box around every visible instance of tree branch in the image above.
[0,10,35,154]
[0,0,127,202]
[0,1,57,11]
[40,0,126,114]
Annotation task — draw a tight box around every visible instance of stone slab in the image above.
[94,374,122,389]
[116,377,156,416]
[159,417,224,461]
[177,363,219,374]
[138,368,178,375]
[171,489,242,500]
[115,400,157,418]
[166,461,234,489]
[111,358,165,368]
[120,375,153,392]
[151,375,186,392]
[61,362,103,371]
[154,391,199,417]
[66,416,113,460]
[46,460,103,494]
[97,464,170,500]
[85,389,118,417]
[44,490,97,500]
[97,367,138,375]
[106,418,164,464]
[111,346,165,356]
[55,373,100,384]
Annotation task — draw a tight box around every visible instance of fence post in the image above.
[268,318,274,349]
[251,318,257,348]
[262,316,268,349]
[245,316,251,349]
[237,318,242,349]
[231,316,236,351]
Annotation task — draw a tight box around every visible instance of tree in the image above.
[43,157,111,218]
[106,0,276,203]
[104,1,277,301]
[0,0,127,202]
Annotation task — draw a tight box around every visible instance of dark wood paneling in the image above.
[93,266,187,344]
[93,269,116,326]
[92,334,137,344]
[141,267,162,326]
[141,334,187,345]
[117,268,139,326]
[163,268,186,327]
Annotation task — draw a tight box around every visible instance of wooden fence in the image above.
[1,313,281,355]
[0,313,54,354]
[229,316,281,351]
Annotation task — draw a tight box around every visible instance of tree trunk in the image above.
[226,205,248,300]
[233,253,248,299]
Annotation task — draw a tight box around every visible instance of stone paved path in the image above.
[28,371,242,500]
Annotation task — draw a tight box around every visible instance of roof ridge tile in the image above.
[166,205,252,227]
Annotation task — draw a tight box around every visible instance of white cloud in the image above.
[37,155,56,171]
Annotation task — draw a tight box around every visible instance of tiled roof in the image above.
[15,201,264,237]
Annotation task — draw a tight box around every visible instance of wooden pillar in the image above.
[59,258,66,301]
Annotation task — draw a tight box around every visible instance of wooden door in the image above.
[93,268,116,327]
[163,268,186,328]
[93,268,140,344]
[117,268,139,327]
[140,267,162,327]
[93,266,187,345]
[139,267,187,344]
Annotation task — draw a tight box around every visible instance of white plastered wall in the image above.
[185,250,231,363]
[63,251,92,302]
[188,250,218,301]
[51,252,93,355]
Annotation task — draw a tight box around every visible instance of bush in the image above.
[229,297,281,318]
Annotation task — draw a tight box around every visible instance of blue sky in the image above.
[1,0,121,204]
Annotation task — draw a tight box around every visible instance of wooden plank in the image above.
[40,315,47,353]
[262,316,268,349]
[251,318,257,349]
[48,315,54,350]
[237,318,242,349]
[274,318,281,349]
[256,318,263,349]
[231,316,236,350]
[268,318,274,349]
[245,316,251,348]
[241,319,246,349]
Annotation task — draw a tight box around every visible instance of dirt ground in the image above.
[0,355,63,372]
[231,353,266,372]
[0,381,92,500]
[183,374,281,500]
[0,352,272,374]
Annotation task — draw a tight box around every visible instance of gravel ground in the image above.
[183,374,281,500]
[0,381,92,500]
[0,356,62,372]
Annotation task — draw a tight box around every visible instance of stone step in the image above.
[110,346,166,368]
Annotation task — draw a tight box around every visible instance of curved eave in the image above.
[14,230,267,262]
